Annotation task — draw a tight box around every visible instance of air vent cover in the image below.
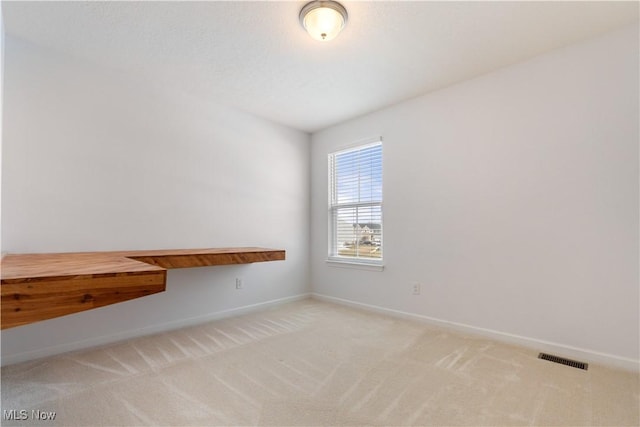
[538,353,588,370]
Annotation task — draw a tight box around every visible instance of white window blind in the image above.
[328,139,383,264]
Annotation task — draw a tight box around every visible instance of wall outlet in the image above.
[411,282,421,295]
[235,278,244,289]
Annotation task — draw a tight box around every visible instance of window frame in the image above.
[327,137,383,269]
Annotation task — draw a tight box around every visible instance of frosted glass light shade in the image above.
[300,1,348,42]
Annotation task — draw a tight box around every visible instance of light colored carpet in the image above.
[1,299,638,426]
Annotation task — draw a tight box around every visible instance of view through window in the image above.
[328,140,382,263]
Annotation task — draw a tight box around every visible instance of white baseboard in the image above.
[1,293,311,366]
[312,293,639,373]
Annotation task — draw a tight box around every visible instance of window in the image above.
[328,139,383,266]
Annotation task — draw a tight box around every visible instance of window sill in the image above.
[326,259,384,272]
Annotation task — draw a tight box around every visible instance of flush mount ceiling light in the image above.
[299,0,348,42]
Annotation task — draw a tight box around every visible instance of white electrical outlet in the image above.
[411,282,421,295]
[236,278,244,289]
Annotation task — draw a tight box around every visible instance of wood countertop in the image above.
[1,247,285,329]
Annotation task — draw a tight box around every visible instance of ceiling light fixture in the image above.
[299,0,348,42]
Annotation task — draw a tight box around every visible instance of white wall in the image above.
[311,25,639,368]
[1,36,310,364]
[0,0,4,257]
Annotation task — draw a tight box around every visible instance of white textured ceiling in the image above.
[4,1,638,132]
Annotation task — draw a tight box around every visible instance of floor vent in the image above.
[538,353,588,370]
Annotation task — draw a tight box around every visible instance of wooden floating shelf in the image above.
[1,247,285,330]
